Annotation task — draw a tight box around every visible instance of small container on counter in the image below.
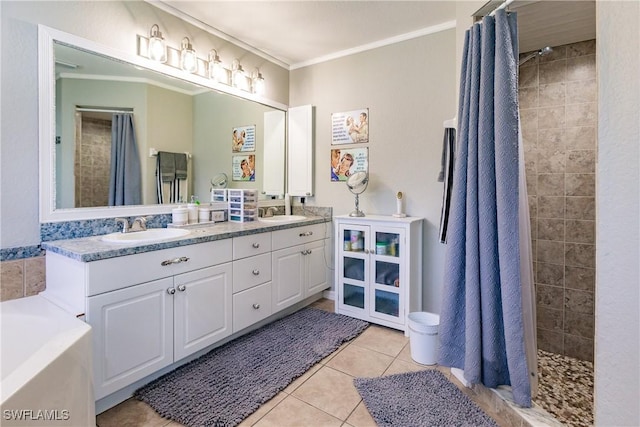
[198,207,211,223]
[172,207,188,225]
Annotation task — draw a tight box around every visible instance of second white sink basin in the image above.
[102,228,191,244]
[258,215,307,223]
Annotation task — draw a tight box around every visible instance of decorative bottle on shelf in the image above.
[187,195,199,224]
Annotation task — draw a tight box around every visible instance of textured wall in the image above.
[594,1,640,425]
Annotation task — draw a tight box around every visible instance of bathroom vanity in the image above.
[334,215,423,334]
[41,217,330,411]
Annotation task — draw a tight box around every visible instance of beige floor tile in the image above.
[319,341,349,365]
[326,343,394,378]
[345,401,377,427]
[238,392,287,427]
[283,363,321,393]
[351,325,408,357]
[253,395,342,427]
[291,366,362,421]
[383,358,430,375]
[96,399,171,427]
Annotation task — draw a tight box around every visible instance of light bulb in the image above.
[180,37,198,74]
[148,24,166,63]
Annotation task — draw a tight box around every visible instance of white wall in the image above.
[0,1,289,248]
[290,29,457,312]
[594,1,640,425]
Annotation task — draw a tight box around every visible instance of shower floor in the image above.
[535,350,594,427]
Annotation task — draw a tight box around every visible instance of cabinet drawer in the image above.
[233,232,272,260]
[86,239,232,296]
[233,282,272,333]
[233,253,272,293]
[272,223,327,250]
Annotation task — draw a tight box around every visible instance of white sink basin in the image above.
[102,228,191,244]
[258,215,307,223]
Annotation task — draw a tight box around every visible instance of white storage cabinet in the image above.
[334,215,423,333]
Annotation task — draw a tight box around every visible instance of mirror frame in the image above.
[38,25,288,222]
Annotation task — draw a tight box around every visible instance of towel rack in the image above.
[149,148,192,159]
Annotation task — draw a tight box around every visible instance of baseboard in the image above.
[322,290,335,300]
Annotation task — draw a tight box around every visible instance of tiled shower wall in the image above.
[519,40,596,362]
[75,116,112,208]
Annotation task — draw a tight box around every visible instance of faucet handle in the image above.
[115,217,130,233]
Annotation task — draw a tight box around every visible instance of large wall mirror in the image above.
[39,25,287,222]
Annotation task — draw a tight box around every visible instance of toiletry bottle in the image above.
[187,195,199,224]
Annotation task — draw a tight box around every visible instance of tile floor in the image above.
[95,299,532,427]
[534,350,594,427]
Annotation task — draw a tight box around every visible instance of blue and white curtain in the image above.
[437,9,536,407]
[109,113,142,206]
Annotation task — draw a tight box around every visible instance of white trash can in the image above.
[407,312,440,365]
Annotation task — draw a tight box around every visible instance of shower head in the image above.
[518,46,553,66]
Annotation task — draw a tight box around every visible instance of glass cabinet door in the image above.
[338,224,369,313]
[369,227,405,323]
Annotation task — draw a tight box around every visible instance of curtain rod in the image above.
[489,0,515,16]
[76,107,133,114]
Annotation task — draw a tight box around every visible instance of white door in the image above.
[173,264,232,361]
[272,244,305,311]
[87,277,174,399]
[306,238,329,296]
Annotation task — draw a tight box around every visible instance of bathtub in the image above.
[1,296,94,426]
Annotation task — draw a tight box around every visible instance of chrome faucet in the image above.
[115,218,130,233]
[130,216,153,232]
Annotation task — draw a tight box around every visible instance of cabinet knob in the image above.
[252,269,260,275]
[167,288,176,295]
[252,242,260,248]
[364,249,369,254]
[177,284,186,292]
[252,303,260,310]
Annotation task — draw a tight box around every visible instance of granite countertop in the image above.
[41,216,330,263]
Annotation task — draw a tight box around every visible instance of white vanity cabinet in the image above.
[272,223,330,311]
[334,215,423,333]
[45,240,233,400]
[232,233,273,332]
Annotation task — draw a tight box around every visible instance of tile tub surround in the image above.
[519,39,596,362]
[0,256,46,302]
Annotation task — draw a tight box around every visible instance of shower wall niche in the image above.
[519,39,596,362]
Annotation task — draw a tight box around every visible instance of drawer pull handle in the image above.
[299,231,313,237]
[252,243,260,248]
[301,250,307,255]
[167,288,176,295]
[252,303,260,310]
[177,285,186,292]
[161,256,190,266]
[252,269,260,275]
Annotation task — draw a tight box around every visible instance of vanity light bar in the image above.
[136,27,263,94]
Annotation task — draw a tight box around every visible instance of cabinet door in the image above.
[337,224,370,316]
[287,105,314,197]
[173,264,232,361]
[306,238,329,296]
[87,277,174,400]
[369,227,405,325]
[272,245,305,311]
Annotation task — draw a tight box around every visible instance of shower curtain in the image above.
[109,113,142,206]
[437,9,535,407]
